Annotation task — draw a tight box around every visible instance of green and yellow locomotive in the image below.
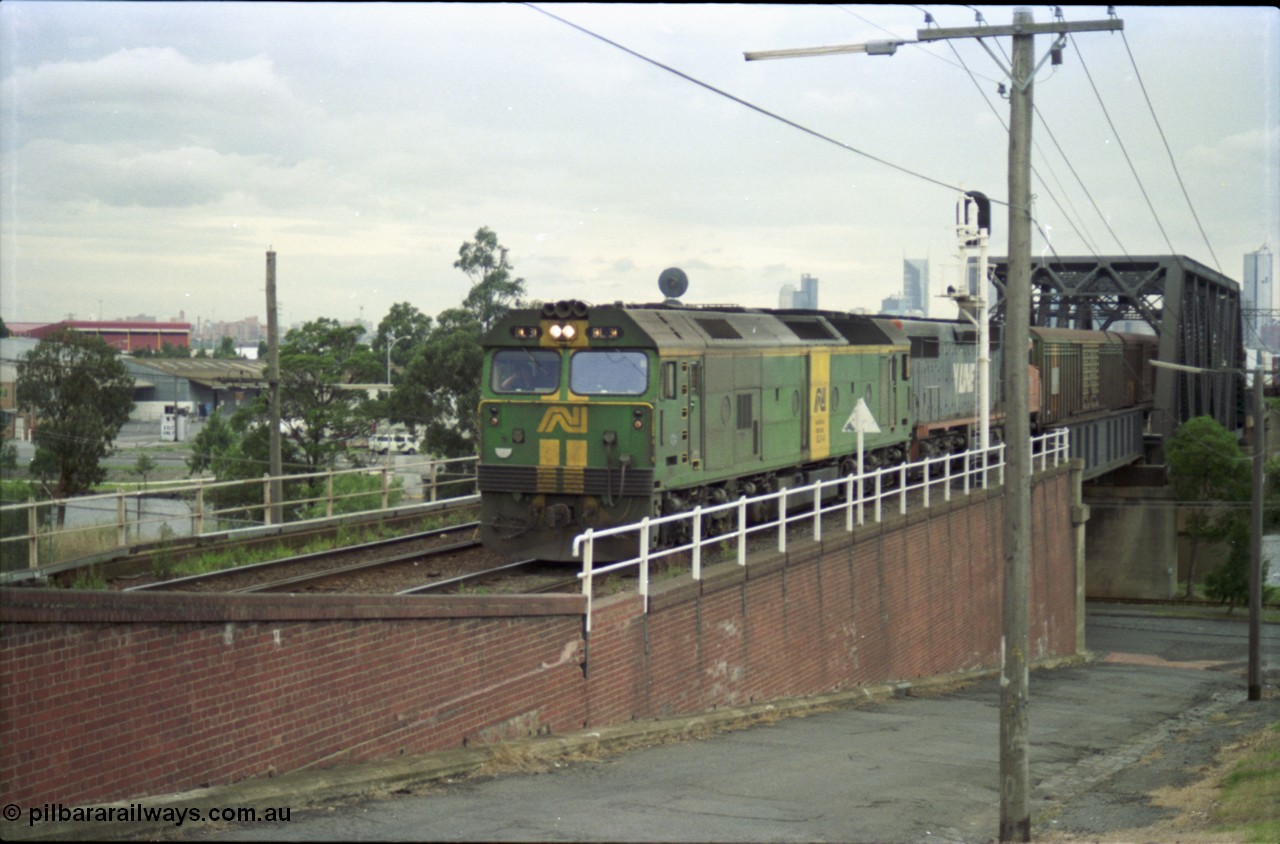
[478,293,913,561]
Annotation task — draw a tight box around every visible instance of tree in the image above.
[16,329,135,513]
[454,226,525,333]
[372,302,432,386]
[390,307,485,458]
[1202,451,1279,611]
[186,406,306,522]
[389,228,526,457]
[1166,416,1251,599]
[188,319,381,478]
[212,336,242,359]
[276,318,383,472]
[130,453,158,490]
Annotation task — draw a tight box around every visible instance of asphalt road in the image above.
[157,604,1275,844]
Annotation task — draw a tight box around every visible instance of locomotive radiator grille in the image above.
[479,464,654,497]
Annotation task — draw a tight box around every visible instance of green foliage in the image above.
[212,336,242,359]
[278,318,383,472]
[1168,416,1280,606]
[15,328,135,501]
[1202,519,1274,610]
[454,226,526,333]
[130,453,158,489]
[185,407,306,524]
[300,472,403,519]
[1167,416,1250,503]
[0,435,17,477]
[391,308,485,458]
[70,564,108,590]
[130,343,190,359]
[372,302,432,386]
[1211,721,1280,842]
[388,227,525,458]
[1,479,41,571]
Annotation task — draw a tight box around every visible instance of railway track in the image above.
[43,501,480,588]
[399,559,581,596]
[125,524,494,594]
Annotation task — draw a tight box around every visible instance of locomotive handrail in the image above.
[575,430,1069,633]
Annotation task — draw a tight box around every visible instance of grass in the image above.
[1041,718,1280,843]
[1212,721,1280,842]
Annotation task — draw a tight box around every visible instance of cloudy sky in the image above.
[1,3,1276,336]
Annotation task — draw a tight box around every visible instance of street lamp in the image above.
[1152,359,1266,702]
[385,335,409,387]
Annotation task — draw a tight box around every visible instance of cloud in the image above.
[8,47,317,155]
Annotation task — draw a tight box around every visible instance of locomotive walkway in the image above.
[12,604,1274,842]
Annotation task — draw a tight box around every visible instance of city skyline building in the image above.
[778,273,819,309]
[1243,243,1275,352]
[879,259,929,317]
[903,258,929,317]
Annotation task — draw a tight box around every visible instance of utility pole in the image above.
[1248,366,1264,702]
[918,12,1121,840]
[748,8,1122,841]
[265,250,283,526]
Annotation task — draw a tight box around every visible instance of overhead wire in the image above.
[523,3,977,201]
[1119,30,1222,274]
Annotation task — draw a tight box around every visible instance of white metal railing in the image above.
[0,455,478,572]
[574,430,1070,632]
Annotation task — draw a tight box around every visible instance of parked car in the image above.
[369,432,418,455]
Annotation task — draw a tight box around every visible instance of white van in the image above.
[369,432,418,455]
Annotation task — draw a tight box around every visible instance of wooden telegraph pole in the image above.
[917,10,1122,840]
[266,250,283,526]
[748,8,1124,840]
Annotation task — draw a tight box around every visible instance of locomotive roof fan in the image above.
[658,267,688,304]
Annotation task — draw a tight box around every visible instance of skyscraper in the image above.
[1243,244,1274,349]
[903,259,929,317]
[779,274,819,309]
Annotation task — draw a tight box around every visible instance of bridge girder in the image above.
[989,255,1244,444]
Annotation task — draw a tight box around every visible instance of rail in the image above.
[574,430,1070,633]
[0,456,479,572]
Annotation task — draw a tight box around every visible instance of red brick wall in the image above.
[587,470,1077,721]
[0,593,587,807]
[0,469,1078,807]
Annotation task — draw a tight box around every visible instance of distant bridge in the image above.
[991,254,1245,449]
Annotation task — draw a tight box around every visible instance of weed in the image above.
[70,565,108,590]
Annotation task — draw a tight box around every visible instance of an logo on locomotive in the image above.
[537,406,588,434]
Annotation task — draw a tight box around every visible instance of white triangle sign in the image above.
[842,398,881,435]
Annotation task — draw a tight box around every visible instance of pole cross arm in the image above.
[915,19,1122,42]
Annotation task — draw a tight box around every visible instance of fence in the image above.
[0,456,479,572]
[574,430,1070,632]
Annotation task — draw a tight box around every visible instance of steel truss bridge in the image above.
[990,255,1244,449]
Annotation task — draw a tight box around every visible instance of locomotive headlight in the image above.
[632,408,644,430]
[488,406,500,426]
[548,323,576,342]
